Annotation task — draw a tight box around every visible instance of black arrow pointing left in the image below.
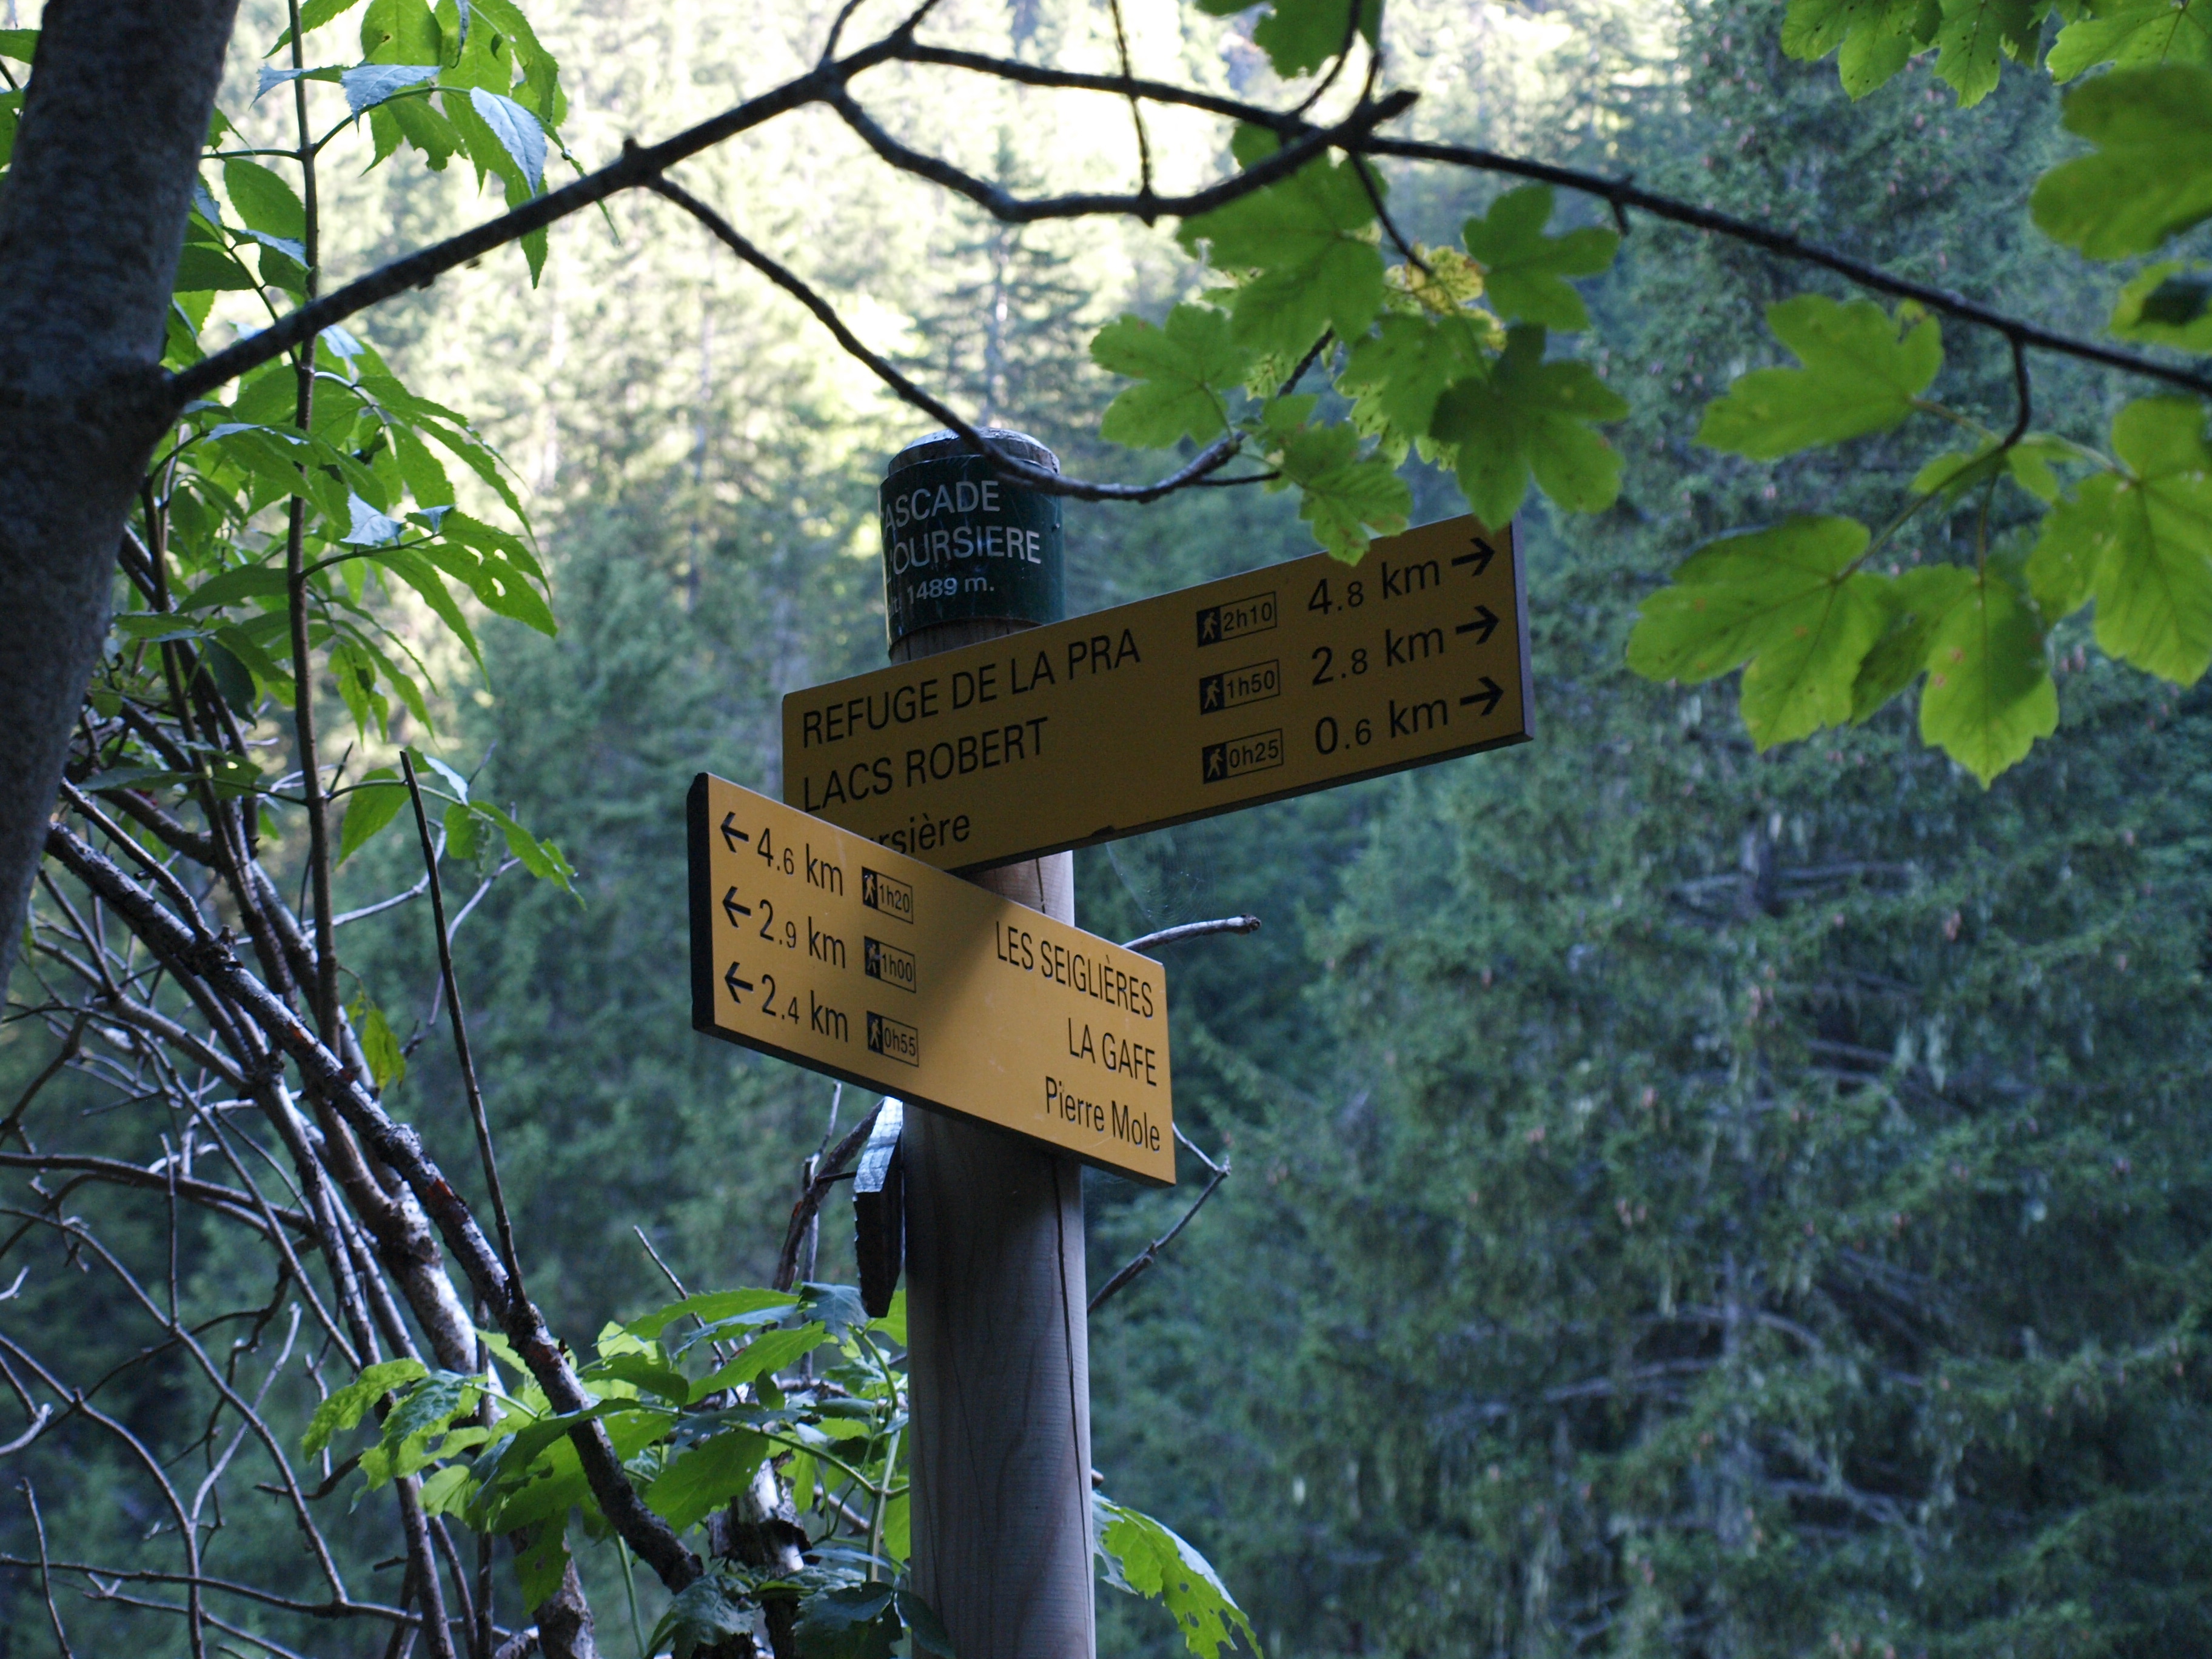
[1458,677,1505,718]
[722,886,752,925]
[725,961,754,1000]
[721,811,748,852]
[1455,603,1499,645]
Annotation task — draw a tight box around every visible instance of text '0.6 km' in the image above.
[781,515,1531,872]
[685,775,1176,1184]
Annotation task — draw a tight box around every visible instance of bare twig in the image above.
[1122,915,1262,953]
[1353,153,1427,275]
[1089,1125,1232,1313]
[2002,330,2033,449]
[632,1224,691,1299]
[22,1480,75,1659]
[0,1553,414,1624]
[0,1403,52,1456]
[1104,0,1156,209]
[0,1150,316,1238]
[403,754,523,1297]
[41,821,701,1592]
[643,173,1251,501]
[330,873,431,928]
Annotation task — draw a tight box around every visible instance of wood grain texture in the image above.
[894,616,1094,1659]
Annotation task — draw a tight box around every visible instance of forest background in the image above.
[5,0,2209,1655]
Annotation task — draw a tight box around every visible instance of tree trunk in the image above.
[0,0,239,987]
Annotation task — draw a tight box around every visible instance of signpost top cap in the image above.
[888,428,1060,477]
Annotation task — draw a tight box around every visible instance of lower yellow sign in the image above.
[781,515,1530,873]
[686,775,1175,1184]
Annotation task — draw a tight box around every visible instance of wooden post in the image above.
[883,431,1093,1659]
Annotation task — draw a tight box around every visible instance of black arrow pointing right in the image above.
[725,961,754,1000]
[1458,677,1505,719]
[1451,535,1499,576]
[1455,603,1499,645]
[721,812,748,852]
[722,886,752,925]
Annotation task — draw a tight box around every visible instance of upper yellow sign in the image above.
[687,776,1175,1184]
[781,517,1530,872]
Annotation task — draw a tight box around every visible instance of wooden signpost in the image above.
[686,773,1175,1185]
[781,515,1529,872]
[689,451,1533,1659]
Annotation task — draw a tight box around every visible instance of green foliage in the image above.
[1097,1495,1264,1659]
[1783,0,2052,103]
[1619,8,2212,782]
[302,1357,426,1454]
[1097,151,1622,560]
[651,1572,762,1659]
[2048,0,2212,78]
[2031,64,2212,258]
[1178,153,1386,359]
[1259,396,1412,559]
[1626,515,1888,747]
[2031,398,2212,682]
[1431,326,1629,526]
[317,1270,1248,1659]
[2109,260,2212,350]
[349,991,407,1090]
[1914,561,2059,780]
[1697,295,1942,459]
[1192,0,1381,80]
[1092,306,1252,447]
[1458,186,1620,331]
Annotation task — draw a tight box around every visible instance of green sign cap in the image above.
[880,429,1064,648]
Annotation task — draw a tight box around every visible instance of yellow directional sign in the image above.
[781,515,1530,873]
[687,775,1176,1184]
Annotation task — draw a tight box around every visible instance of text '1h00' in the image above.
[686,774,1175,1184]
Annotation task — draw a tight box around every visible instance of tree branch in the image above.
[403,754,523,1296]
[40,821,702,1592]
[642,175,1252,501]
[823,81,1418,225]
[1121,914,1261,954]
[1363,133,2212,400]
[1089,1125,1232,1313]
[0,1150,315,1238]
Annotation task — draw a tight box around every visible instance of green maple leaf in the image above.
[2049,0,2212,80]
[2108,261,2212,352]
[1697,295,1942,460]
[1430,326,1627,526]
[2032,64,2212,259]
[1932,0,2050,107]
[1458,186,1619,331]
[1782,0,1939,96]
[1179,155,1384,360]
[1849,563,1978,721]
[1264,407,1412,559]
[1626,515,1889,747]
[2028,397,2212,682]
[1195,0,1381,78]
[1096,1496,1264,1659]
[1091,304,1252,449]
[1910,435,2070,504]
[1918,568,2057,783]
[1336,312,1492,447]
